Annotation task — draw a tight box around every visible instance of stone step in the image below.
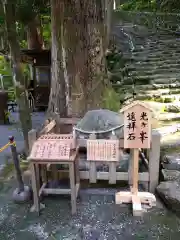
[127,56,180,64]
[129,68,180,76]
[113,83,180,90]
[132,49,180,57]
[126,63,180,71]
[124,73,180,82]
[130,55,180,62]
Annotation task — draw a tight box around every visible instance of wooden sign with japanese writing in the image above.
[29,139,71,160]
[120,101,152,149]
[87,139,119,161]
[38,134,75,149]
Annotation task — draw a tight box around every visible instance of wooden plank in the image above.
[116,191,156,205]
[35,164,40,192]
[40,120,56,135]
[30,163,40,213]
[76,183,80,198]
[39,183,46,197]
[132,194,143,217]
[58,118,80,125]
[149,130,161,193]
[132,149,139,194]
[109,162,116,184]
[77,138,124,149]
[28,129,37,153]
[43,188,71,195]
[115,191,132,204]
[128,150,134,186]
[87,139,119,162]
[79,171,149,182]
[89,162,97,183]
[69,162,77,214]
[41,165,48,183]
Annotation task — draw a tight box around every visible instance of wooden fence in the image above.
[28,118,161,193]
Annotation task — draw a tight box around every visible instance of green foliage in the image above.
[118,0,180,12]
[0,56,12,76]
[119,0,157,11]
[103,87,120,112]
[160,0,180,12]
[164,97,173,103]
[16,0,50,24]
[42,15,51,47]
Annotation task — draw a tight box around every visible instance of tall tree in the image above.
[48,0,109,117]
[47,0,68,118]
[2,0,32,153]
[16,0,50,49]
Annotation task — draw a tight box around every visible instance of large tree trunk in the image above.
[47,0,68,118]
[3,0,32,154]
[48,0,108,118]
[27,16,44,49]
[66,0,108,117]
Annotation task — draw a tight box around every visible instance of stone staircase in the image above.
[110,12,180,141]
[111,16,180,105]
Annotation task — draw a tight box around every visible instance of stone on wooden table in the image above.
[74,109,124,138]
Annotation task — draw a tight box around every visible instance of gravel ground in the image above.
[0,179,180,240]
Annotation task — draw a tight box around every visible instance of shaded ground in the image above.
[0,179,180,240]
[0,111,45,164]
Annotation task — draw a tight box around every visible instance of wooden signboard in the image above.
[38,134,75,149]
[123,101,151,149]
[29,139,71,161]
[87,139,119,162]
[116,101,156,217]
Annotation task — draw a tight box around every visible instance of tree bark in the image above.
[3,0,32,154]
[47,0,68,118]
[65,0,108,117]
[48,0,108,118]
[27,16,44,49]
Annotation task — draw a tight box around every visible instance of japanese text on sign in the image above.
[123,104,151,149]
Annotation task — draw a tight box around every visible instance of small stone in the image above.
[156,181,180,215]
[162,153,180,171]
[162,169,180,181]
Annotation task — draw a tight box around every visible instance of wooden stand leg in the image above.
[30,163,40,213]
[115,148,156,217]
[35,164,40,192]
[132,148,139,194]
[69,163,77,214]
[30,163,45,214]
[75,158,80,198]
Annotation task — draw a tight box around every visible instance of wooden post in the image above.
[30,162,40,214]
[69,162,76,214]
[149,130,161,193]
[9,136,24,192]
[128,149,134,186]
[109,131,118,184]
[116,101,156,217]
[28,129,37,154]
[132,148,139,194]
[89,133,97,184]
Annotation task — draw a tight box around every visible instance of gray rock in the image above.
[162,169,180,181]
[165,105,180,113]
[162,153,180,170]
[12,185,31,203]
[156,181,180,215]
[74,109,124,138]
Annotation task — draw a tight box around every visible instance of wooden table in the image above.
[28,138,80,215]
